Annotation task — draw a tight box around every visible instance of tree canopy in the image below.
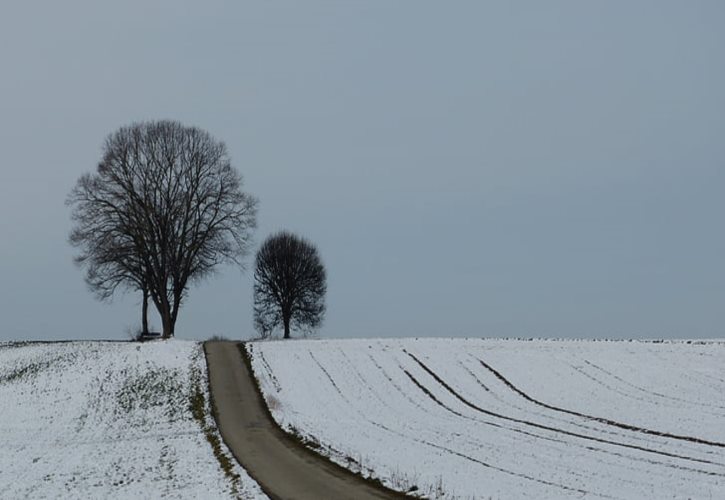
[253,231,326,339]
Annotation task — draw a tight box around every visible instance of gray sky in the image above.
[1,1,723,341]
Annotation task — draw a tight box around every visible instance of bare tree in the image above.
[253,231,327,339]
[68,120,258,338]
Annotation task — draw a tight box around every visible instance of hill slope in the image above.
[0,341,266,499]
[248,338,725,499]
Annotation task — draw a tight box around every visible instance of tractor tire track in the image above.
[402,359,725,481]
[473,355,725,448]
[403,350,725,473]
[567,362,725,422]
[583,359,725,412]
[458,354,684,450]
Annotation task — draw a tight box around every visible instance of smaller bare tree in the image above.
[253,231,327,339]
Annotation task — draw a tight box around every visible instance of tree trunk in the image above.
[171,293,182,332]
[141,286,149,335]
[283,318,290,339]
[159,299,175,339]
[161,312,174,339]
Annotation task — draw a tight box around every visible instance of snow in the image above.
[0,340,266,499]
[248,338,725,499]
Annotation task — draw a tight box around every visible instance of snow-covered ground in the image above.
[248,338,725,499]
[0,340,266,499]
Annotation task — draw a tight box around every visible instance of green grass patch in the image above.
[0,355,64,384]
[115,368,184,421]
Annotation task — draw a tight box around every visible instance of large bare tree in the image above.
[68,120,258,338]
[253,231,326,339]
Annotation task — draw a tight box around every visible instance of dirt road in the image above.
[204,341,402,500]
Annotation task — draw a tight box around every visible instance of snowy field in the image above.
[248,338,725,499]
[0,341,266,499]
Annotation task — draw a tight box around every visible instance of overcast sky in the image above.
[1,1,723,341]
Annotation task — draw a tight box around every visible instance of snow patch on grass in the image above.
[0,340,266,499]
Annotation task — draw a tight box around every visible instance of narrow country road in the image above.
[204,341,402,500]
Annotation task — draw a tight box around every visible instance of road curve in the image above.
[204,341,403,500]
